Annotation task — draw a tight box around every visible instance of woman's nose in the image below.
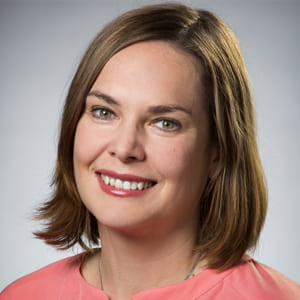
[107,125,146,163]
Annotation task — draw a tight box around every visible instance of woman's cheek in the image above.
[74,118,108,166]
[149,136,195,176]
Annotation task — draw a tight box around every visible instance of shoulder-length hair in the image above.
[35,3,267,271]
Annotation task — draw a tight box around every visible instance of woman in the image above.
[1,3,299,299]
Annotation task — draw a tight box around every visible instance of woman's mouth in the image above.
[100,173,155,190]
[95,170,156,197]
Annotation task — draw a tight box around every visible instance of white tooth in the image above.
[144,182,149,188]
[123,181,131,190]
[137,182,144,190]
[104,175,110,185]
[115,179,123,188]
[109,177,115,186]
[131,181,137,190]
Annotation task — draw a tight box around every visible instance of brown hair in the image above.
[35,3,267,271]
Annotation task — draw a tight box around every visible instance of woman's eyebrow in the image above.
[87,90,192,116]
[87,91,120,106]
[148,105,192,117]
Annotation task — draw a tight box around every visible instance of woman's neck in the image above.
[94,224,202,300]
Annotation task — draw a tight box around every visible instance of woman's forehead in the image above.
[91,41,205,111]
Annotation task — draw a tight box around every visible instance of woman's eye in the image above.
[91,107,115,120]
[152,118,181,132]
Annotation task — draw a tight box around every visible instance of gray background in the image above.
[1,0,299,290]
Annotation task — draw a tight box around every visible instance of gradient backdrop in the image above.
[1,0,299,289]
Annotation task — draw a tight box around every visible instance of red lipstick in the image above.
[95,169,156,198]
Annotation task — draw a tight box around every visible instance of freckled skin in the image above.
[73,41,216,237]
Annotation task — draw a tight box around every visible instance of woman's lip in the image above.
[95,169,155,182]
[96,176,153,197]
[95,171,156,198]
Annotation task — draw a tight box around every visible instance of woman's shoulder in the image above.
[1,253,83,299]
[221,256,300,299]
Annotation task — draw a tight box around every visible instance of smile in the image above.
[95,170,156,197]
[99,173,155,191]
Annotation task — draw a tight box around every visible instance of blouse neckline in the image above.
[73,252,243,299]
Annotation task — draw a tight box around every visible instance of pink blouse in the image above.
[1,254,299,299]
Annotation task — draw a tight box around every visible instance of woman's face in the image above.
[73,41,216,236]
